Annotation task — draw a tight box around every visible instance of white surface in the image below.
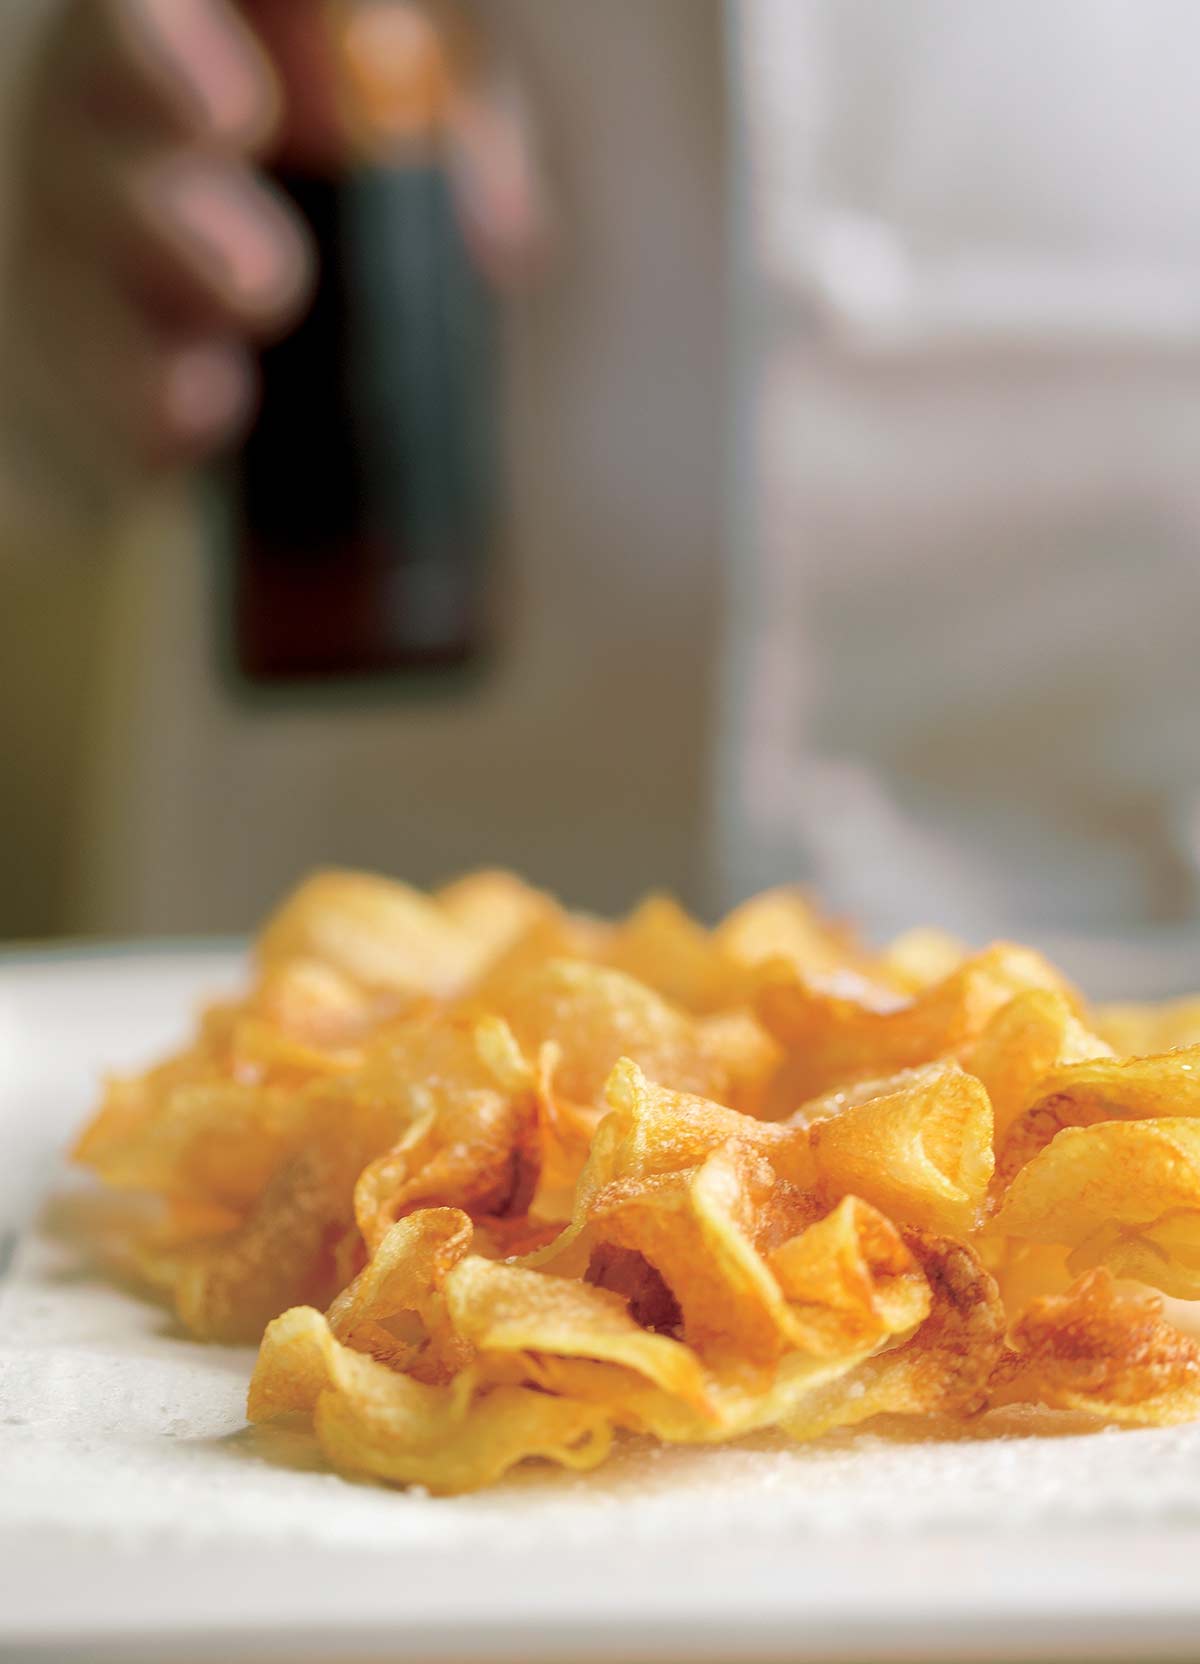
[5,948,1200,1663]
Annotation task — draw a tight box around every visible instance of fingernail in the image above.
[121,0,277,142]
[163,342,253,442]
[162,164,308,315]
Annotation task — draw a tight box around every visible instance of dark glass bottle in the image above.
[230,0,494,684]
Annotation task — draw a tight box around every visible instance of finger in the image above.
[7,222,258,483]
[445,70,555,290]
[44,0,281,153]
[28,122,314,340]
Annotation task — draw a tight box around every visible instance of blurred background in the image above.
[3,0,1200,992]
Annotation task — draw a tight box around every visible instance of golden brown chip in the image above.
[757,943,1078,1105]
[248,957,398,1053]
[526,1044,605,1225]
[248,1307,613,1493]
[75,1082,312,1214]
[880,928,968,994]
[434,869,559,965]
[549,1057,813,1237]
[992,1270,1200,1424]
[161,1125,365,1343]
[715,888,875,984]
[257,869,483,997]
[806,1061,994,1236]
[493,959,735,1108]
[533,1062,814,1370]
[520,1346,875,1445]
[443,1255,714,1410]
[695,1011,785,1118]
[71,864,1200,1491]
[993,1118,1200,1298]
[768,1195,931,1356]
[605,894,736,1013]
[1095,997,1200,1056]
[961,988,1112,1142]
[783,1234,1006,1439]
[467,913,613,1005]
[353,1015,536,1250]
[326,1207,474,1375]
[995,1046,1200,1190]
[583,1139,803,1373]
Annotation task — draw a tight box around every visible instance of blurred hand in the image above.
[2,0,312,502]
[0,0,551,520]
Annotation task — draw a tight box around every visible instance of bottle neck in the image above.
[241,0,455,175]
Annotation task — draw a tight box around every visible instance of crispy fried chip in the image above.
[248,1306,613,1493]
[353,1015,536,1250]
[258,869,483,997]
[519,1347,875,1444]
[443,1255,714,1410]
[806,1062,994,1236]
[993,1119,1200,1298]
[757,943,1078,1105]
[961,989,1112,1142]
[768,1195,932,1356]
[435,870,559,964]
[160,1125,366,1342]
[71,866,1200,1490]
[326,1208,474,1375]
[605,895,736,1013]
[75,1082,313,1213]
[493,960,734,1107]
[715,888,874,984]
[782,1235,1006,1439]
[1096,997,1200,1056]
[995,1046,1200,1190]
[538,1062,814,1370]
[992,1271,1200,1424]
[880,928,968,994]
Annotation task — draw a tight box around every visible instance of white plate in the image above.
[4,945,1200,1664]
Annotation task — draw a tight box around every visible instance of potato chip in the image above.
[986,1239,1074,1321]
[443,1255,714,1411]
[249,1306,613,1493]
[715,887,874,983]
[993,1118,1200,1298]
[806,1062,994,1236]
[880,927,968,994]
[467,913,613,1005]
[526,1045,606,1225]
[248,957,393,1053]
[327,1207,474,1375]
[783,1234,1006,1439]
[1096,996,1200,1056]
[995,1046,1200,1190]
[493,959,733,1108]
[695,1011,784,1117]
[583,1139,806,1373]
[757,943,1079,1105]
[257,869,483,997]
[435,869,559,964]
[70,865,1200,1490]
[605,894,736,1013]
[518,1346,875,1445]
[961,989,1112,1142]
[992,1270,1200,1424]
[555,1058,813,1227]
[162,1124,366,1342]
[768,1195,931,1356]
[352,1014,536,1250]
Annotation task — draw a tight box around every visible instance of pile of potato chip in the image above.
[74,870,1200,1492]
